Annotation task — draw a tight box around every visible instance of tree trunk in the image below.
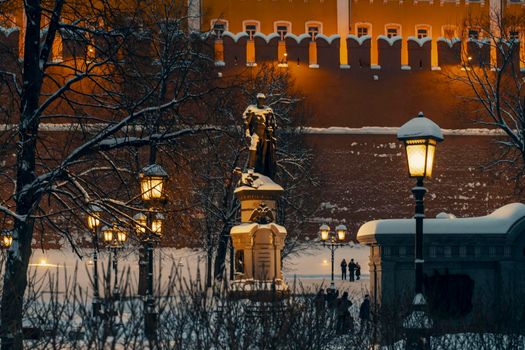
[1,222,35,350]
[1,2,44,348]
[213,225,231,280]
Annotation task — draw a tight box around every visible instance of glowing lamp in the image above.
[335,224,347,241]
[115,226,127,243]
[397,112,443,179]
[101,225,113,244]
[87,204,103,230]
[133,212,147,235]
[1,231,13,248]
[151,213,165,235]
[139,164,168,202]
[319,224,330,241]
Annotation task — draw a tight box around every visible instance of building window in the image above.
[211,20,227,38]
[357,26,369,37]
[243,21,260,40]
[417,28,429,39]
[468,29,480,40]
[274,22,291,41]
[306,21,322,41]
[385,25,401,38]
[308,26,319,40]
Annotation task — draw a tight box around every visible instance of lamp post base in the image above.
[329,281,336,291]
[92,299,102,318]
[403,294,433,350]
[144,311,158,340]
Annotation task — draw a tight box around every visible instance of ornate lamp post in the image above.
[138,163,168,340]
[101,224,127,300]
[87,205,103,317]
[319,223,348,291]
[397,112,443,350]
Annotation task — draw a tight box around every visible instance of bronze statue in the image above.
[243,93,277,179]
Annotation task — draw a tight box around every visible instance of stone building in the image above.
[357,203,525,319]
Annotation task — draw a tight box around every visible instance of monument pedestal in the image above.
[229,172,289,300]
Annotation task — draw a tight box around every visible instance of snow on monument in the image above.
[229,93,288,300]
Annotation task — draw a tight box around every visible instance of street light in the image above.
[138,163,168,341]
[139,164,168,202]
[397,111,443,350]
[87,204,103,317]
[101,224,127,300]
[319,223,348,291]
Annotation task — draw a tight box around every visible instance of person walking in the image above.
[359,294,371,334]
[341,258,347,280]
[336,291,353,335]
[356,262,361,281]
[349,258,356,282]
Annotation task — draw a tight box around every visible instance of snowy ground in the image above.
[10,244,371,296]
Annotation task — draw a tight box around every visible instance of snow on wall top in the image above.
[357,203,525,240]
[397,112,444,141]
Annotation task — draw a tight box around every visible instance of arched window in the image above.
[243,20,260,40]
[211,19,228,39]
[415,25,431,39]
[305,21,323,41]
[385,24,401,38]
[355,22,372,38]
[274,21,292,41]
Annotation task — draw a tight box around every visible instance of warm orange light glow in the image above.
[102,226,113,243]
[319,224,330,241]
[140,177,165,201]
[2,234,12,248]
[133,213,147,235]
[405,139,436,178]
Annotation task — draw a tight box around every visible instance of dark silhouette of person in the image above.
[336,291,353,335]
[341,258,347,280]
[359,294,371,334]
[314,288,326,312]
[326,288,339,310]
[356,262,361,281]
[349,258,356,282]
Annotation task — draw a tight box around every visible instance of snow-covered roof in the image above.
[140,163,168,177]
[234,173,284,193]
[357,203,525,242]
[397,112,444,141]
[231,222,286,235]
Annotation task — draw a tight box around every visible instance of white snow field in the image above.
[7,243,371,296]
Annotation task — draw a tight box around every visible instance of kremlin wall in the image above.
[0,1,524,246]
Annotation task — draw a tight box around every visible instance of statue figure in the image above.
[243,93,277,179]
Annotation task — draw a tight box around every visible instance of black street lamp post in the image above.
[397,112,443,350]
[87,205,103,317]
[138,164,168,341]
[102,225,127,301]
[319,223,348,291]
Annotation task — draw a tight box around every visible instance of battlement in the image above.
[213,31,518,71]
